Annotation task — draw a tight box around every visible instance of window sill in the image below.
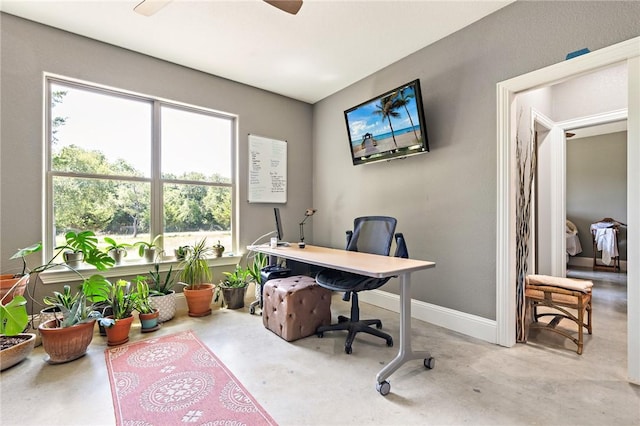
[39,254,242,285]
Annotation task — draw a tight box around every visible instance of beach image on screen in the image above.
[345,82,424,161]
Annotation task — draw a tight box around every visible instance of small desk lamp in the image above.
[298,208,317,248]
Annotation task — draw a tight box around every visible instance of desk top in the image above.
[248,244,435,279]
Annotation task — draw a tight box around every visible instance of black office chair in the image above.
[315,216,409,354]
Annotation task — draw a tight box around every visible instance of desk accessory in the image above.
[298,208,316,248]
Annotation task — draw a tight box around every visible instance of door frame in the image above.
[496,37,640,383]
[550,109,628,277]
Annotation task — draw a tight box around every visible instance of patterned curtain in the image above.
[515,130,536,343]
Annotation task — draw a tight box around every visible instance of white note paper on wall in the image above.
[248,134,287,203]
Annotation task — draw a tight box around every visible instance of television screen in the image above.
[344,79,429,166]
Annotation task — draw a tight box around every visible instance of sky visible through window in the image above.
[52,84,232,180]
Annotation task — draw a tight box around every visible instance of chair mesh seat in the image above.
[315,216,407,354]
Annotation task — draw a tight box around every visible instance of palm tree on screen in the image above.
[397,88,419,141]
[373,94,402,148]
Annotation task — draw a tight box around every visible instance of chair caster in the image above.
[249,306,256,315]
[376,381,391,396]
[424,357,435,369]
[317,332,324,338]
[386,338,393,347]
[338,315,349,323]
[345,345,352,354]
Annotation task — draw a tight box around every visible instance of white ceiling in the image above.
[0,0,513,104]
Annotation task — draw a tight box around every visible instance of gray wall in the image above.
[311,1,640,320]
[0,13,313,275]
[567,131,628,261]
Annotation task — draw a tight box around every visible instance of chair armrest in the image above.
[394,233,409,258]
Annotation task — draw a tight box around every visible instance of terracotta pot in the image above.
[104,315,134,346]
[0,274,28,304]
[183,284,214,317]
[138,309,160,332]
[221,286,248,310]
[149,291,176,323]
[38,319,96,364]
[0,333,36,371]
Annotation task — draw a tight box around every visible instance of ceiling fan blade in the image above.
[264,0,303,15]
[134,0,172,17]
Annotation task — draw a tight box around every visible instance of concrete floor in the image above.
[1,269,639,425]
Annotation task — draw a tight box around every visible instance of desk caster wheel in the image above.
[376,381,391,396]
[345,345,352,354]
[424,357,435,369]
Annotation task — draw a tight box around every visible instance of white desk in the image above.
[248,244,436,395]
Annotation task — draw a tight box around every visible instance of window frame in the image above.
[43,74,238,274]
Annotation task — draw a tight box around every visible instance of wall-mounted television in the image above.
[344,79,429,166]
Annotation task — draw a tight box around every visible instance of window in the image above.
[46,77,235,263]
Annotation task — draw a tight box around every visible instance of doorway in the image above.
[496,37,639,383]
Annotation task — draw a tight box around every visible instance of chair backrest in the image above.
[345,216,397,256]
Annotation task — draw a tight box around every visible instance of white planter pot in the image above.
[150,291,176,323]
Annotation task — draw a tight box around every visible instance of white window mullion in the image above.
[44,78,55,261]
[151,101,163,247]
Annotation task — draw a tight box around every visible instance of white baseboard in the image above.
[359,290,497,345]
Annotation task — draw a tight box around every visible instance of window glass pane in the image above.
[53,176,150,247]
[50,83,152,177]
[161,106,232,183]
[163,183,231,254]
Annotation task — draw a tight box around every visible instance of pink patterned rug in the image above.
[104,330,277,426]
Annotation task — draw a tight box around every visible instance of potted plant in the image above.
[212,240,225,258]
[148,263,177,323]
[0,280,35,371]
[179,238,214,317]
[1,247,31,304]
[38,275,109,363]
[104,237,131,265]
[134,234,163,263]
[10,238,113,364]
[134,277,160,332]
[56,230,108,269]
[174,245,190,261]
[98,279,138,346]
[216,265,252,309]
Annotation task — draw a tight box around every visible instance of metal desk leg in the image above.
[375,272,434,396]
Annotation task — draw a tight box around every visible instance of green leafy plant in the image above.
[174,245,190,260]
[43,285,79,311]
[220,266,252,288]
[148,263,175,295]
[104,237,131,255]
[134,277,155,314]
[98,279,138,328]
[57,230,98,254]
[9,236,114,329]
[8,242,42,278]
[0,291,28,336]
[54,231,115,270]
[247,252,268,283]
[39,276,110,328]
[134,234,163,257]
[178,238,213,290]
[215,265,251,303]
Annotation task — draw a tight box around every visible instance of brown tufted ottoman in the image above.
[262,275,332,342]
